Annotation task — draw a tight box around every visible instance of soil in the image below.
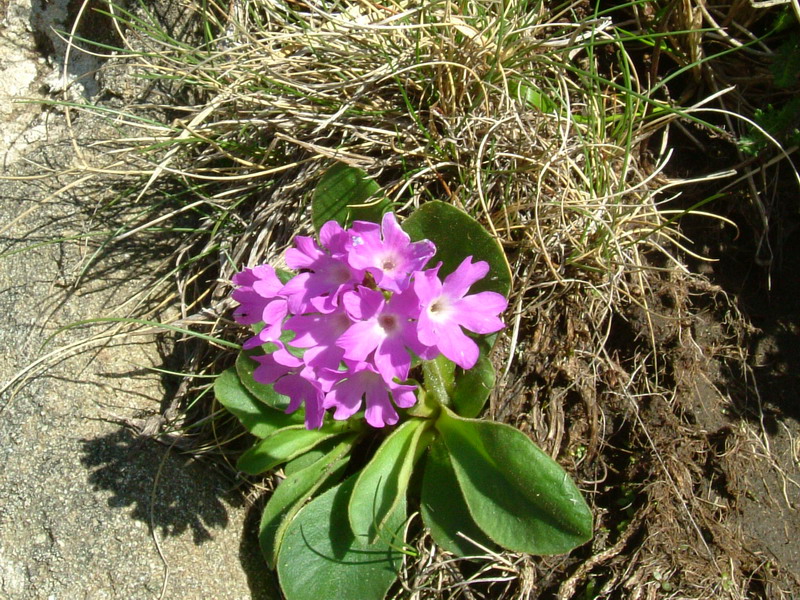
[1,1,799,599]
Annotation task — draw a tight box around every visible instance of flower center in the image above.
[427,297,450,321]
[378,313,399,334]
[381,258,397,272]
[332,312,351,334]
[329,262,351,285]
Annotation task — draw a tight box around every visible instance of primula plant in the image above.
[214,165,593,600]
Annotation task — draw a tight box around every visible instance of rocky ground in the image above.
[0,2,274,598]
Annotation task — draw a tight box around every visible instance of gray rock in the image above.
[0,2,276,598]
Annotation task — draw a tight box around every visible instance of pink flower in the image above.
[336,286,428,382]
[231,265,288,349]
[346,212,435,293]
[283,308,351,369]
[230,213,507,429]
[281,235,363,314]
[414,257,507,369]
[275,371,325,430]
[323,362,417,428]
[252,352,326,429]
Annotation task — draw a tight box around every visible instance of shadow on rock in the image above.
[239,500,282,600]
[80,428,234,544]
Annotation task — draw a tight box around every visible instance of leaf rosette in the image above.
[212,165,592,600]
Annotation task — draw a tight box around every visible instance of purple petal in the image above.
[386,284,421,320]
[259,299,288,335]
[242,335,266,350]
[279,272,313,313]
[303,344,345,371]
[232,299,264,325]
[317,367,347,393]
[337,320,382,361]
[342,287,384,321]
[416,305,437,347]
[388,382,418,408]
[252,353,292,384]
[364,376,397,427]
[374,337,412,382]
[251,270,283,297]
[405,239,436,272]
[442,256,489,300]
[436,322,480,369]
[319,220,349,256]
[272,346,303,368]
[284,310,351,348]
[412,264,443,306]
[274,372,324,429]
[452,292,507,334]
[323,376,364,421]
[285,236,324,270]
[232,267,258,287]
[380,212,409,252]
[348,220,381,244]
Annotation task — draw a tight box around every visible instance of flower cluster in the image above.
[231,213,508,429]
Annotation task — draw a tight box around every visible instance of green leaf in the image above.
[237,426,344,475]
[349,419,432,543]
[421,438,496,556]
[214,367,301,437]
[771,38,800,89]
[284,437,341,476]
[236,351,291,411]
[235,351,289,409]
[421,354,455,408]
[277,477,405,600]
[311,162,388,231]
[436,408,593,555]
[402,201,511,296]
[275,268,295,284]
[509,79,557,113]
[260,437,355,568]
[451,355,495,419]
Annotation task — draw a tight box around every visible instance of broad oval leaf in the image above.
[236,351,291,411]
[214,367,301,437]
[237,426,344,475]
[451,354,495,419]
[277,476,405,600]
[311,162,388,231]
[420,437,496,556]
[260,436,355,568]
[349,419,432,543]
[436,408,593,555]
[402,201,511,296]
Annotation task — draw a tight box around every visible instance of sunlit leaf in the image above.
[260,437,354,568]
[237,426,344,475]
[436,408,593,554]
[311,162,388,231]
[214,367,301,437]
[420,437,496,556]
[349,419,432,542]
[277,477,405,600]
[403,201,511,296]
